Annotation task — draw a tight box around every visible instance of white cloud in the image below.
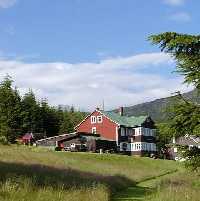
[163,0,186,6]
[0,52,192,111]
[0,0,17,8]
[169,12,191,22]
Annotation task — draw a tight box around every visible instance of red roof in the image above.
[22,133,34,140]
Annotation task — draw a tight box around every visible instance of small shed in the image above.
[22,133,34,145]
[167,135,200,160]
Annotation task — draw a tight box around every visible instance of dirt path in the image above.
[112,170,178,201]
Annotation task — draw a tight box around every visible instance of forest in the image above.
[0,76,87,144]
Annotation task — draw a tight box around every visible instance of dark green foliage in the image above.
[40,100,61,137]
[149,32,200,89]
[21,90,41,133]
[156,123,175,147]
[168,94,200,137]
[149,32,200,170]
[0,76,86,143]
[183,147,200,171]
[0,76,22,142]
[59,110,87,134]
[55,146,62,151]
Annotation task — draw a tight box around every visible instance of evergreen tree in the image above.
[21,90,41,133]
[149,32,200,170]
[0,76,22,142]
[40,100,61,137]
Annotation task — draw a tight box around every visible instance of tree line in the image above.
[0,76,87,143]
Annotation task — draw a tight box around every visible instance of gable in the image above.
[75,110,119,129]
[75,109,154,129]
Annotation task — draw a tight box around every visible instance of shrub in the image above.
[0,136,8,145]
[55,146,62,151]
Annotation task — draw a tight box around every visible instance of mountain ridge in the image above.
[114,89,199,123]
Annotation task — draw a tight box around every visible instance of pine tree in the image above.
[21,90,41,133]
[0,76,22,142]
[149,32,200,170]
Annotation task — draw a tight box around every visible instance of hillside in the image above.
[0,145,199,201]
[118,89,200,122]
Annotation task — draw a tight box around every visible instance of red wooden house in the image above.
[75,107,157,156]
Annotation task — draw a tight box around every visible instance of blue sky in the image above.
[0,0,199,110]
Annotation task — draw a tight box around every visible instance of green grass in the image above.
[0,145,198,201]
[147,173,200,201]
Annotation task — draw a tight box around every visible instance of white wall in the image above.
[134,127,156,136]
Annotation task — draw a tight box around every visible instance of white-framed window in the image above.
[138,127,141,135]
[97,116,103,123]
[133,143,141,151]
[92,127,97,134]
[130,142,157,151]
[144,128,148,136]
[142,143,145,150]
[91,116,96,124]
[134,127,142,136]
[127,128,133,136]
[70,143,76,148]
[121,127,126,136]
[152,129,156,137]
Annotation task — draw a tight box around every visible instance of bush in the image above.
[183,147,200,171]
[55,146,62,151]
[0,136,8,145]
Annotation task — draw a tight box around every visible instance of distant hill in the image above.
[115,89,200,123]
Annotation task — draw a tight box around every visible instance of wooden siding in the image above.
[76,110,118,141]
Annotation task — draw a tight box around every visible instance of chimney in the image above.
[119,107,124,116]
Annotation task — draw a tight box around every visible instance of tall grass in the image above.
[148,173,200,201]
[0,145,181,201]
[0,145,179,181]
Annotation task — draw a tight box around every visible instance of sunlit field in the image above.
[0,145,198,201]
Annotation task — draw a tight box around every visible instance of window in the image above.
[91,116,96,124]
[145,130,148,136]
[121,127,125,136]
[70,143,75,148]
[97,116,103,123]
[134,127,142,136]
[152,129,156,137]
[92,127,97,134]
[127,128,133,136]
[142,143,145,150]
[135,143,141,151]
[138,128,141,135]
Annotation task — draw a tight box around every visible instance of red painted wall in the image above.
[76,110,118,141]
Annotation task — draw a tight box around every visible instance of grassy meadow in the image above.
[0,145,199,201]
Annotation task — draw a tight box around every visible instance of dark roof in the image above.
[175,135,200,146]
[58,132,101,143]
[36,132,101,143]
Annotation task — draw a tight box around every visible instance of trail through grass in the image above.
[112,167,200,201]
[0,145,198,201]
[112,170,178,201]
